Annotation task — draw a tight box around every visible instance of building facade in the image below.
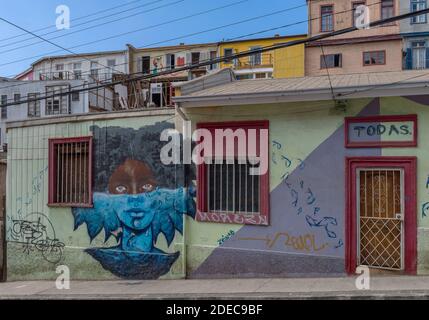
[400,0,429,70]
[3,69,429,280]
[218,35,306,80]
[0,78,116,149]
[306,0,403,76]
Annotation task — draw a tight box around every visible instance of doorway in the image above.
[346,157,417,274]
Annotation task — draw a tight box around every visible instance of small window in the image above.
[353,2,366,27]
[72,92,80,101]
[191,52,200,65]
[14,93,21,103]
[27,93,41,117]
[411,0,427,24]
[46,86,69,115]
[1,95,7,119]
[321,53,342,68]
[224,48,234,63]
[196,121,269,226]
[321,5,334,32]
[363,51,386,66]
[48,137,93,207]
[209,51,218,70]
[142,56,151,74]
[381,0,394,24]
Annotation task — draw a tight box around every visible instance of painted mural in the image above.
[71,124,196,279]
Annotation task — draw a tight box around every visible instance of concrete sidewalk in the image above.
[1,276,429,299]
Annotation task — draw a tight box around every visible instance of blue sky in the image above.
[0,0,308,77]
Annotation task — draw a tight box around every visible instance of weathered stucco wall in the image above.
[184,96,429,278]
[5,111,196,281]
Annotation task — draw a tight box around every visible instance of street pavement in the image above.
[1,276,429,299]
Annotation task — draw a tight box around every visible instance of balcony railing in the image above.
[39,71,119,82]
[224,53,273,70]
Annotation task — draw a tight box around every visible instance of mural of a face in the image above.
[108,159,157,195]
[72,155,196,280]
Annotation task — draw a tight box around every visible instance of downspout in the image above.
[175,103,190,279]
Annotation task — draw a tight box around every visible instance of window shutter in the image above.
[426,47,429,69]
[405,48,413,70]
[186,52,192,66]
[200,51,210,70]
[137,56,143,73]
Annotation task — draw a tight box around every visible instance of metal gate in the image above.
[357,169,404,270]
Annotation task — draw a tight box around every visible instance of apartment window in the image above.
[363,51,386,66]
[412,41,427,69]
[73,63,82,79]
[249,46,262,66]
[321,5,334,32]
[166,54,175,70]
[381,0,394,20]
[320,53,342,68]
[27,93,41,118]
[14,93,21,103]
[48,137,93,207]
[1,95,7,119]
[55,64,64,79]
[209,51,218,70]
[191,52,200,65]
[90,61,99,79]
[196,121,269,226]
[46,86,69,115]
[411,0,427,24]
[224,48,234,63]
[142,56,151,74]
[106,59,116,80]
[353,2,366,27]
[72,92,80,101]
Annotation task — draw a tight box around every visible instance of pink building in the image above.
[306,0,403,76]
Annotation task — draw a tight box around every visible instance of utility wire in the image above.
[2,6,428,109]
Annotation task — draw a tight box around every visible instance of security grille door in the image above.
[357,169,404,270]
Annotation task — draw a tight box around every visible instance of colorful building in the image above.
[3,69,429,280]
[218,35,306,80]
[306,0,403,76]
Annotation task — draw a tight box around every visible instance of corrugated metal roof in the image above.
[178,70,429,98]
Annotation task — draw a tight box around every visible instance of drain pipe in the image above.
[175,103,191,279]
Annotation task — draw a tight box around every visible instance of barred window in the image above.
[48,137,92,207]
[27,93,41,117]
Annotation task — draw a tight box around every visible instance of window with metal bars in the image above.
[48,137,92,207]
[207,159,260,214]
[196,121,269,225]
[45,85,70,115]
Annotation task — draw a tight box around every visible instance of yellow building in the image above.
[218,34,307,80]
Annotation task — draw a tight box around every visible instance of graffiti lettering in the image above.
[422,202,429,218]
[217,230,235,246]
[239,232,329,253]
[305,215,338,239]
[10,213,65,264]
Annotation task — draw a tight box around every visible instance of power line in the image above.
[2,6,428,109]
[0,0,176,53]
[0,0,251,70]
[0,17,125,76]
[0,0,146,43]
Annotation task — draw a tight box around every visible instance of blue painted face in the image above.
[109,192,158,230]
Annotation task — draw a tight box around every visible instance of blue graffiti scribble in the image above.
[313,207,320,215]
[72,187,196,279]
[300,180,304,189]
[281,155,292,168]
[297,159,305,170]
[422,202,429,218]
[291,189,299,207]
[334,239,344,249]
[306,188,316,205]
[297,207,303,215]
[426,176,429,189]
[272,153,277,165]
[272,141,282,150]
[305,215,338,239]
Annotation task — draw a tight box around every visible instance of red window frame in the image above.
[48,136,93,207]
[320,4,334,32]
[196,120,270,226]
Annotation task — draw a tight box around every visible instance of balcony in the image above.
[225,53,273,70]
